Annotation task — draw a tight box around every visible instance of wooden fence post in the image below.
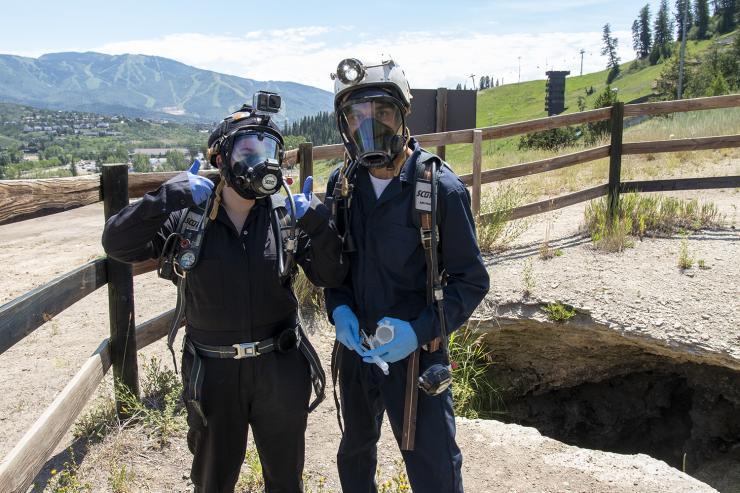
[607,102,624,222]
[101,164,139,417]
[472,129,483,216]
[298,142,314,189]
[435,88,448,160]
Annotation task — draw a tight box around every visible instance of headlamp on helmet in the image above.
[331,58,365,85]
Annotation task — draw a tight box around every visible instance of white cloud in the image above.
[87,27,634,91]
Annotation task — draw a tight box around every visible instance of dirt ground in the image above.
[0,170,737,491]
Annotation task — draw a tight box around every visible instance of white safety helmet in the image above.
[332,58,412,111]
[331,58,413,168]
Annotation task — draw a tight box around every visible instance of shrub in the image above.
[47,449,91,493]
[583,194,721,252]
[475,184,530,252]
[74,356,185,447]
[449,325,503,419]
[518,127,579,152]
[542,302,576,322]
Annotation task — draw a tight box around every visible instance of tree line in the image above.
[600,0,738,93]
[283,111,340,147]
[629,0,738,64]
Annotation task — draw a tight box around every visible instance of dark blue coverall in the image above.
[324,139,490,492]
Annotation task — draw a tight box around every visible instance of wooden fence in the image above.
[0,93,739,492]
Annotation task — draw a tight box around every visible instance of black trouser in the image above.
[337,346,464,493]
[181,344,311,493]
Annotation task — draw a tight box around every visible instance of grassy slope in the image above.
[475,37,720,128]
[442,37,729,172]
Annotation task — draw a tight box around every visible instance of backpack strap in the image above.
[159,199,212,372]
[412,151,444,352]
[401,151,445,451]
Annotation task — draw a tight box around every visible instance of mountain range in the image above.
[0,52,333,123]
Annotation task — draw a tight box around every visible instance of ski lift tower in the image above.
[545,70,570,116]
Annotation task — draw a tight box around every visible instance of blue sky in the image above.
[3,0,668,90]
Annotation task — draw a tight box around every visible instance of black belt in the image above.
[189,326,301,359]
[183,325,326,426]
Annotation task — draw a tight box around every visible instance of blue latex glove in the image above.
[362,317,418,364]
[187,159,214,205]
[333,305,365,353]
[286,176,313,219]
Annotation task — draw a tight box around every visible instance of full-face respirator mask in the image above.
[208,91,286,200]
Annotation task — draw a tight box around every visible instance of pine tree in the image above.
[601,23,621,83]
[632,19,641,55]
[695,0,710,39]
[455,83,462,90]
[717,0,736,33]
[653,0,675,61]
[675,0,694,39]
[633,4,653,58]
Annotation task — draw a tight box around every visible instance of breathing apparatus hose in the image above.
[274,179,298,279]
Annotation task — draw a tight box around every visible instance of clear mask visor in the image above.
[230,132,281,170]
[339,99,403,156]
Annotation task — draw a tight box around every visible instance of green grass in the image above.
[293,269,325,315]
[108,463,135,493]
[449,324,504,419]
[47,449,91,493]
[584,194,722,252]
[678,236,694,270]
[542,302,576,322]
[522,258,535,297]
[377,460,412,493]
[475,183,530,252]
[74,356,185,447]
[236,448,264,492]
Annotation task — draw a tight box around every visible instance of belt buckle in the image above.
[233,342,258,359]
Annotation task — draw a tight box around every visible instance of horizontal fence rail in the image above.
[623,94,740,117]
[622,134,740,155]
[482,107,613,140]
[458,145,611,186]
[621,176,740,193]
[0,259,107,356]
[478,184,610,222]
[0,308,182,493]
[0,257,160,356]
[0,339,112,493]
[0,175,100,225]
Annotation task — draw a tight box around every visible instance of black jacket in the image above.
[324,141,489,344]
[102,172,347,345]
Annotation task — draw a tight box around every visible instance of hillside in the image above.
[476,35,733,127]
[0,52,333,123]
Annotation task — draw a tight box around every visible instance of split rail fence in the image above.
[0,94,738,492]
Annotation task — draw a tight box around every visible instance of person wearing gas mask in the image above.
[102,95,346,493]
[324,59,489,492]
